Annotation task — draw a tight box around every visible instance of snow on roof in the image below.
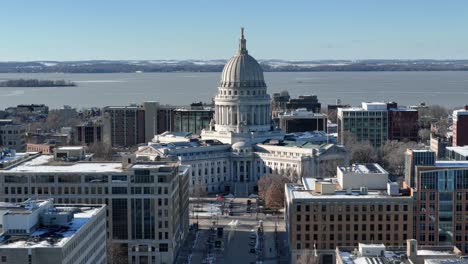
[5,155,123,173]
[0,206,102,248]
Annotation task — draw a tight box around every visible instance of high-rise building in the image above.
[0,152,190,264]
[404,149,436,189]
[0,199,106,264]
[72,118,111,146]
[285,165,413,263]
[388,107,419,142]
[278,109,327,133]
[453,106,468,146]
[407,159,468,253]
[103,101,159,147]
[0,119,26,152]
[173,102,213,135]
[337,102,388,148]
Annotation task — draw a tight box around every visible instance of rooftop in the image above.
[435,161,468,168]
[0,200,104,249]
[4,155,123,173]
[287,182,407,201]
[339,163,388,174]
[337,242,464,264]
[446,146,468,157]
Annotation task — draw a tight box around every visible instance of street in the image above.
[176,198,288,264]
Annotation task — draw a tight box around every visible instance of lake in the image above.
[0,71,467,108]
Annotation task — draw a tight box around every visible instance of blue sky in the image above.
[1,0,468,61]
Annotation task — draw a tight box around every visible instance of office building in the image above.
[285,168,413,263]
[406,155,468,253]
[0,119,26,152]
[404,149,436,189]
[431,134,451,159]
[0,151,190,264]
[336,240,464,264]
[72,118,111,146]
[0,199,106,264]
[337,102,388,148]
[278,109,327,133]
[173,102,214,135]
[103,101,159,147]
[388,107,419,142]
[453,106,468,147]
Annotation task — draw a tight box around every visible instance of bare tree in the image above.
[341,131,378,164]
[380,140,417,176]
[419,129,431,143]
[107,242,128,264]
[297,250,319,264]
[258,174,291,209]
[88,142,114,161]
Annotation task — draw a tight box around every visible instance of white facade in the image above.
[201,28,284,144]
[337,163,389,190]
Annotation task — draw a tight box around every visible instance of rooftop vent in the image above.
[359,186,368,195]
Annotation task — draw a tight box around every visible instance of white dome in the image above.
[219,28,265,88]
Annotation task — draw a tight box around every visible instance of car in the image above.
[228,211,234,216]
[249,240,256,246]
[249,233,257,239]
[249,248,256,254]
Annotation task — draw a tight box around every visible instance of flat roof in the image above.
[339,163,388,174]
[4,155,123,173]
[446,146,468,157]
[287,184,402,200]
[0,205,103,248]
[56,146,85,151]
[435,161,468,167]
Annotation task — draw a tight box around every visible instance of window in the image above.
[159,243,168,252]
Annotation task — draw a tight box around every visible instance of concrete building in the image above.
[72,118,111,146]
[431,134,451,159]
[173,102,213,135]
[446,146,468,161]
[0,199,106,264]
[453,106,468,147]
[337,163,389,190]
[278,109,327,133]
[0,153,190,264]
[388,107,419,142]
[137,135,348,195]
[337,102,388,148]
[0,119,26,152]
[103,101,159,147]
[336,240,464,264]
[272,92,321,117]
[285,174,413,263]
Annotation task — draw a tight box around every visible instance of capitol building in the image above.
[137,29,348,196]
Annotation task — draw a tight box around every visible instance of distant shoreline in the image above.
[1,60,468,73]
[0,79,76,87]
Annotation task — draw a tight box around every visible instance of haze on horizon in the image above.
[1,0,468,61]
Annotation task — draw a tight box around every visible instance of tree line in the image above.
[0,79,76,87]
